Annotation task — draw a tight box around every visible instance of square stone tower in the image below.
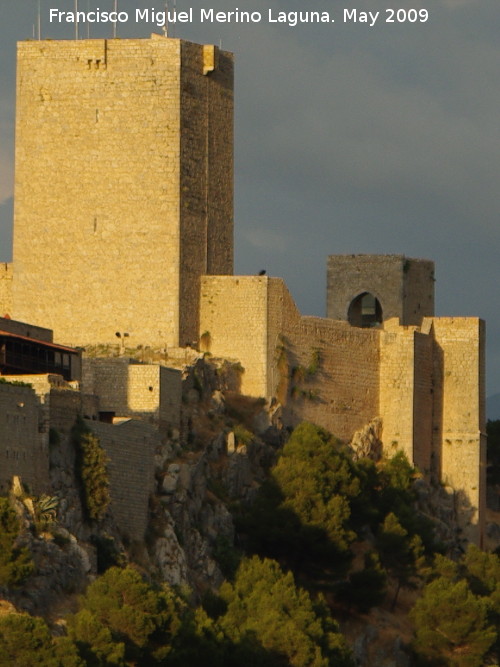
[12,36,233,348]
[326,254,435,327]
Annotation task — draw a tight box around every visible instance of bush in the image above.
[0,613,82,666]
[69,566,186,665]
[72,418,110,522]
[0,497,34,588]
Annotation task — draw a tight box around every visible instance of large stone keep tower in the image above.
[12,37,233,348]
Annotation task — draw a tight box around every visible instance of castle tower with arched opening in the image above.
[326,254,435,327]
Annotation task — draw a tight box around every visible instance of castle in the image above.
[0,36,486,545]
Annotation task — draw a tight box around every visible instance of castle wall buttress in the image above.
[380,326,418,463]
[379,324,433,474]
[429,317,486,545]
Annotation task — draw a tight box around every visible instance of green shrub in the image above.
[72,418,110,522]
[0,613,82,666]
[0,496,34,588]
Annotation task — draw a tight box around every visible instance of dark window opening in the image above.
[348,292,383,328]
[99,411,115,424]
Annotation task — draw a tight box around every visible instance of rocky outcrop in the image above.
[349,418,383,462]
[150,374,282,595]
[153,424,278,594]
[2,498,91,616]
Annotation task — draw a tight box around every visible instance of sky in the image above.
[0,0,499,396]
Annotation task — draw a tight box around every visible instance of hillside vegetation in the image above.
[1,411,500,666]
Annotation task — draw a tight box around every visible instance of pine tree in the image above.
[411,577,496,667]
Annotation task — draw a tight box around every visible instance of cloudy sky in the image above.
[1,0,499,396]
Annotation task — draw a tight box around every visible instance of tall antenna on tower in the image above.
[172,0,176,38]
[113,0,118,38]
[162,2,168,37]
[75,0,79,39]
[37,0,41,40]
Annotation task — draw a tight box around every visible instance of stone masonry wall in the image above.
[13,38,180,347]
[81,358,181,431]
[86,419,157,542]
[2,374,81,442]
[12,37,233,349]
[178,42,233,345]
[0,264,14,318]
[275,285,380,441]
[429,317,486,545]
[158,366,182,433]
[0,382,49,495]
[403,260,435,326]
[200,276,269,398]
[379,325,417,463]
[81,358,130,414]
[379,324,433,473]
[200,276,380,441]
[205,48,234,277]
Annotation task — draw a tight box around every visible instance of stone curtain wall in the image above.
[2,372,82,451]
[0,265,14,318]
[200,276,380,441]
[12,37,233,349]
[86,419,157,541]
[201,278,484,544]
[0,383,49,495]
